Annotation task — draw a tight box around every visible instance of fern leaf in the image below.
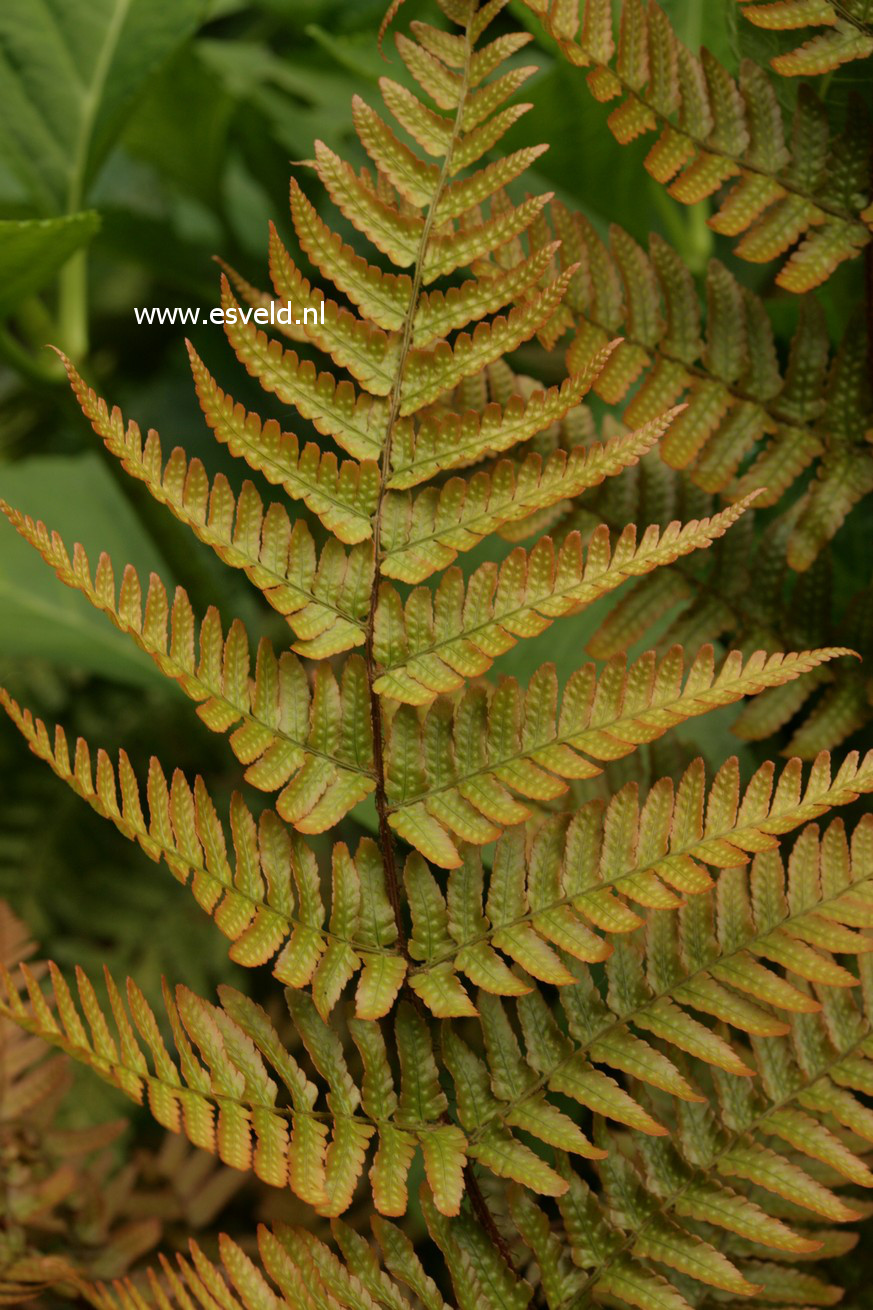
[380,409,682,584]
[0,524,376,832]
[512,933,873,1309]
[527,0,873,290]
[221,278,388,461]
[6,4,873,1299]
[187,343,379,544]
[53,368,373,656]
[387,350,616,491]
[737,0,873,74]
[384,645,852,867]
[397,748,873,1010]
[0,958,481,1219]
[373,498,757,704]
[547,211,873,561]
[0,698,406,1020]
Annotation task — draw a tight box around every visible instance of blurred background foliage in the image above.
[0,0,871,1297]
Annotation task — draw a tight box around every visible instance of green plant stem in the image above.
[57,249,89,361]
[0,327,64,386]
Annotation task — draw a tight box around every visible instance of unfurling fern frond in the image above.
[1,1,872,1307]
[737,0,873,75]
[525,0,873,290]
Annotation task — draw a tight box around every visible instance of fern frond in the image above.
[89,1219,447,1310]
[380,408,683,584]
[737,0,873,75]
[386,358,611,491]
[19,512,843,863]
[0,516,377,832]
[384,645,851,867]
[55,368,373,657]
[462,821,873,1308]
[546,207,873,558]
[16,706,868,1024]
[0,905,166,1303]
[0,957,601,1218]
[526,0,873,290]
[5,1,873,1299]
[372,498,757,704]
[402,748,873,1009]
[0,698,406,1021]
[533,953,873,1309]
[9,567,826,876]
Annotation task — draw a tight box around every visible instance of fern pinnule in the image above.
[736,0,873,75]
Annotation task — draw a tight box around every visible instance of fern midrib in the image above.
[364,6,479,956]
[571,301,836,460]
[555,1018,873,1310]
[567,27,872,233]
[458,836,873,1160]
[410,763,873,975]
[387,651,830,812]
[377,520,729,681]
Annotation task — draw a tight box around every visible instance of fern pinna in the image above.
[1,2,872,1308]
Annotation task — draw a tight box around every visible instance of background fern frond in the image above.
[526,0,873,290]
[541,202,873,566]
[736,0,873,75]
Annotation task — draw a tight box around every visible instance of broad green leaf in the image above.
[0,0,206,213]
[0,214,100,315]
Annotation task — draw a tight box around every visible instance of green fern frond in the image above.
[0,951,630,1218]
[526,0,873,291]
[10,680,871,1033]
[737,0,873,75]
